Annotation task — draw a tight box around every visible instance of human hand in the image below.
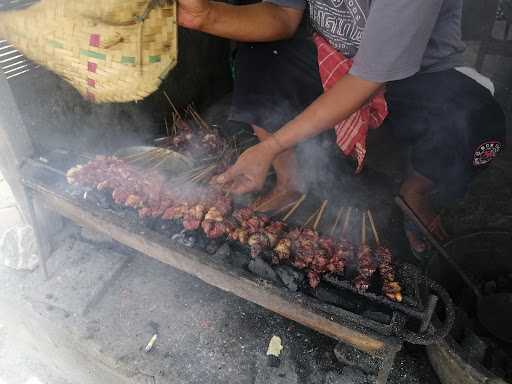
[177,0,211,30]
[214,140,280,194]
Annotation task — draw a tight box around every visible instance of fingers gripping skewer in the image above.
[367,209,381,245]
[282,194,306,222]
[313,200,328,232]
[330,206,344,236]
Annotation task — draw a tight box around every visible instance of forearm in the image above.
[199,2,302,41]
[270,74,383,152]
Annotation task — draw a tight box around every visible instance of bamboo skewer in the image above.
[330,206,345,236]
[313,200,328,232]
[140,149,170,167]
[282,194,306,222]
[171,112,178,135]
[189,165,217,183]
[304,207,321,228]
[367,210,381,245]
[342,207,352,236]
[188,106,212,133]
[164,117,170,138]
[121,148,161,162]
[148,153,171,171]
[168,165,214,184]
[253,191,288,212]
[361,211,367,245]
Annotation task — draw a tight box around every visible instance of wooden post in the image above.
[0,71,50,277]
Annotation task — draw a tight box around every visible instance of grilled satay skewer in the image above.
[367,210,402,302]
[353,211,375,292]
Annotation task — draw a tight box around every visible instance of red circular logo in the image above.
[473,141,502,166]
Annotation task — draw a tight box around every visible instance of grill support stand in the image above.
[0,71,50,278]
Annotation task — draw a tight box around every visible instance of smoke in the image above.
[9,67,159,156]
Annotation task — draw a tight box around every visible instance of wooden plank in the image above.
[31,185,387,354]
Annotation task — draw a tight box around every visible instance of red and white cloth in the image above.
[313,33,388,173]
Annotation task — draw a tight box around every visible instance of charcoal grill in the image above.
[0,42,454,384]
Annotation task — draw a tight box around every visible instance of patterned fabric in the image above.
[313,33,388,173]
[308,0,370,58]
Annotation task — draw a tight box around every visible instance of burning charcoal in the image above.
[155,219,182,236]
[83,189,111,209]
[260,250,274,264]
[231,250,251,270]
[211,243,231,262]
[193,232,209,249]
[248,257,279,283]
[183,234,196,247]
[171,230,195,247]
[275,265,305,292]
[205,241,220,255]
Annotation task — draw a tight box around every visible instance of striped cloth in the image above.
[313,33,388,173]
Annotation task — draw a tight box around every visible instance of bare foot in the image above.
[400,171,448,252]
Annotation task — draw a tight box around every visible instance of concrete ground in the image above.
[0,231,440,384]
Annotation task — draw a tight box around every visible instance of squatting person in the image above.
[177,0,506,257]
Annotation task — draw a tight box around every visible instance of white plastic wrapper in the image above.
[0,225,39,270]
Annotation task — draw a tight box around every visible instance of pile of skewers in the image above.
[156,93,227,157]
[66,156,402,301]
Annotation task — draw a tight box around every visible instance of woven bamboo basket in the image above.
[0,0,178,103]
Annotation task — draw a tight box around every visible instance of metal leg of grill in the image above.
[375,343,401,384]
[334,339,402,384]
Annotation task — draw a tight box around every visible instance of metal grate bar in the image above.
[2,60,26,70]
[0,54,24,64]
[3,63,29,74]
[0,49,19,58]
[6,68,31,80]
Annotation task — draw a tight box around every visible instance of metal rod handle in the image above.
[394,196,481,299]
